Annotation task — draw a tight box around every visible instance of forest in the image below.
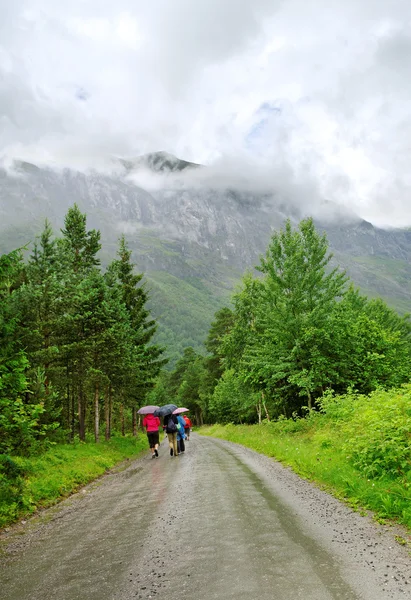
[1,204,165,457]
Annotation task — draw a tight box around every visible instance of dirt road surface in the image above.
[1,434,410,600]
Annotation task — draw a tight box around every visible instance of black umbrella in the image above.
[154,404,178,417]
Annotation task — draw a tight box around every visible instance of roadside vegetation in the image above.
[201,385,411,529]
[0,435,147,528]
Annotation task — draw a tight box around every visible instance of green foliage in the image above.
[163,347,209,423]
[320,387,411,480]
[0,456,27,526]
[209,369,258,423]
[0,249,52,454]
[202,219,411,422]
[59,203,101,272]
[0,206,165,451]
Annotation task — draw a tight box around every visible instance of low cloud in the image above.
[1,0,411,226]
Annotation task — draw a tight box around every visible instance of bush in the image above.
[0,455,27,526]
[338,386,411,480]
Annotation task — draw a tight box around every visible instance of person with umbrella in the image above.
[154,405,179,457]
[164,412,180,457]
[173,408,189,454]
[138,406,161,458]
[176,414,186,454]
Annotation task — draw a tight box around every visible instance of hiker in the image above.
[142,413,161,458]
[164,413,179,457]
[177,414,186,454]
[183,414,192,440]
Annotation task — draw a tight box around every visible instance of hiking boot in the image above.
[151,454,156,459]
[155,449,158,457]
[170,448,173,456]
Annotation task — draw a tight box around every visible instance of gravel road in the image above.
[0,434,410,600]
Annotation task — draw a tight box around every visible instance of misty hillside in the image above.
[1,153,411,363]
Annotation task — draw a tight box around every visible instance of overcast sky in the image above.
[1,0,411,226]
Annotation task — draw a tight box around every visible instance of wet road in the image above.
[1,434,410,600]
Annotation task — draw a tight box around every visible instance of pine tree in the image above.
[58,205,102,440]
[16,221,62,424]
[59,204,101,272]
[107,236,166,432]
[0,250,47,453]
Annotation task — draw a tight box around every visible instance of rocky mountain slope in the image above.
[1,153,411,362]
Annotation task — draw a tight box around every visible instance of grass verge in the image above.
[0,434,148,528]
[200,387,411,531]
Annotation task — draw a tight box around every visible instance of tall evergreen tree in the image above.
[16,221,61,417]
[107,236,166,432]
[59,204,101,272]
[0,250,47,453]
[58,205,102,440]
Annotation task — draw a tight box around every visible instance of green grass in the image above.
[200,387,411,531]
[0,434,148,528]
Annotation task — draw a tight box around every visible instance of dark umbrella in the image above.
[137,405,160,415]
[154,404,178,417]
[172,407,189,414]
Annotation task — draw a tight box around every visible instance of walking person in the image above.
[176,414,186,454]
[183,414,192,441]
[142,413,161,458]
[164,413,179,457]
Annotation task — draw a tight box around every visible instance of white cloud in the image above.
[1,0,411,225]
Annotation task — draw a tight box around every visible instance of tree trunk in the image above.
[66,378,71,443]
[80,396,87,442]
[71,380,75,441]
[120,403,125,436]
[256,399,262,425]
[44,326,50,397]
[195,409,203,426]
[132,407,137,437]
[104,387,110,441]
[77,358,86,441]
[108,387,113,440]
[78,379,87,442]
[307,388,312,411]
[94,382,100,443]
[262,391,270,421]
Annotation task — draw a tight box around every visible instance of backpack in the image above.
[167,417,177,433]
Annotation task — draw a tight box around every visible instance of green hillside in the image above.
[336,254,411,314]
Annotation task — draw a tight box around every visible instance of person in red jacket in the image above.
[183,415,192,441]
[142,413,161,458]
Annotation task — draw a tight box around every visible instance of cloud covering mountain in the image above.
[1,0,411,226]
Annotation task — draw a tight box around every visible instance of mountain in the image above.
[1,153,411,364]
[119,151,201,174]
